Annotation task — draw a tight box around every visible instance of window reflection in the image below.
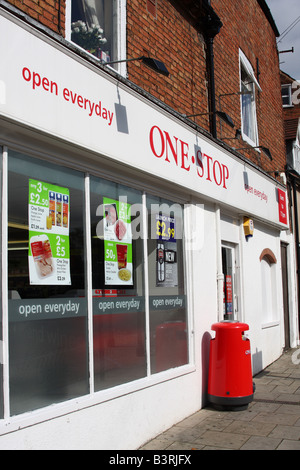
[71,0,114,62]
[90,176,147,390]
[8,151,89,415]
[147,196,188,373]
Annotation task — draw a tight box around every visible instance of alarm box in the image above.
[243,217,254,237]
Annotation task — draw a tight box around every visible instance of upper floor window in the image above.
[66,0,125,69]
[281,84,293,107]
[239,50,261,147]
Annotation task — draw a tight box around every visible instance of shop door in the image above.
[222,245,239,321]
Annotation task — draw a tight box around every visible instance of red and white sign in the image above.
[278,188,288,225]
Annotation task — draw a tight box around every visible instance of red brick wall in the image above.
[7,0,65,34]
[127,0,210,127]
[210,0,286,173]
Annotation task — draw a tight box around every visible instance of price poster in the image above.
[28,179,71,285]
[103,197,133,285]
[156,213,178,287]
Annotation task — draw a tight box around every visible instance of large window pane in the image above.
[147,196,188,373]
[8,150,88,416]
[90,176,146,390]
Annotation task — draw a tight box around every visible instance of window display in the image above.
[1,149,189,417]
[90,176,147,390]
[7,151,88,415]
[147,196,188,373]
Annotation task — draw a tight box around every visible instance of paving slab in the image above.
[240,436,282,450]
[139,349,300,451]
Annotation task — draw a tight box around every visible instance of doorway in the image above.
[222,244,239,321]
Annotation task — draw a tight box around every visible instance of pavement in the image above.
[139,348,300,450]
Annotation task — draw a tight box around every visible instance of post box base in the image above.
[208,393,254,411]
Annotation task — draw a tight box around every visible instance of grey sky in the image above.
[267,0,300,79]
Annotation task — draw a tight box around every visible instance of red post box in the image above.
[208,321,255,410]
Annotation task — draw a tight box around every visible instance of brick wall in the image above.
[211,0,286,174]
[7,0,65,34]
[127,0,210,127]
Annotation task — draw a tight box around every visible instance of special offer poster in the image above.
[28,179,71,285]
[156,213,178,287]
[103,197,133,285]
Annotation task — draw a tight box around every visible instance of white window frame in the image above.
[239,49,261,147]
[281,84,293,107]
[65,0,127,76]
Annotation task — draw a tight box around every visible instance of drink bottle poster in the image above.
[103,197,133,285]
[28,179,71,285]
[155,213,178,287]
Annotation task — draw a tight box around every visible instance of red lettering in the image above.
[42,77,49,91]
[180,140,190,171]
[196,150,204,177]
[70,90,77,104]
[32,72,41,90]
[22,67,58,95]
[77,95,84,108]
[164,131,178,164]
[222,164,229,189]
[205,154,213,181]
[22,67,31,82]
[63,88,70,101]
[149,126,229,189]
[150,126,165,158]
[213,160,222,186]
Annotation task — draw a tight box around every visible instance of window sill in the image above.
[240,133,259,149]
[0,364,196,437]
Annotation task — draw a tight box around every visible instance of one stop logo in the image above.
[149,125,230,189]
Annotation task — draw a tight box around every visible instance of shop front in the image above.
[0,9,296,449]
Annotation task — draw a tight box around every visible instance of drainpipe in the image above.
[206,36,217,138]
[202,6,222,139]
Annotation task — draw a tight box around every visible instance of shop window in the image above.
[69,0,123,64]
[239,50,260,147]
[7,150,88,415]
[147,196,188,373]
[3,150,190,417]
[90,176,146,391]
